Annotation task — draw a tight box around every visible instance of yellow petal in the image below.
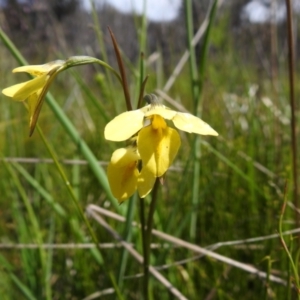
[13,65,48,76]
[107,149,139,202]
[110,148,140,166]
[172,112,218,136]
[138,166,156,198]
[138,125,181,177]
[104,109,145,141]
[151,114,167,130]
[13,60,65,76]
[2,75,48,101]
[143,105,177,120]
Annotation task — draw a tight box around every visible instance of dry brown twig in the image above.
[87,204,291,287]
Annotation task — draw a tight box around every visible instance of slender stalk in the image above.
[146,179,160,251]
[135,6,147,107]
[137,51,146,107]
[141,179,160,299]
[184,0,201,241]
[137,75,149,109]
[89,0,116,113]
[184,0,200,105]
[279,182,300,298]
[139,197,148,299]
[285,0,299,228]
[88,206,188,300]
[197,0,218,105]
[184,0,219,240]
[63,56,122,84]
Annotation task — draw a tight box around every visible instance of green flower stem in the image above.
[197,0,218,241]
[0,26,23,65]
[279,183,300,298]
[197,0,218,105]
[184,0,201,241]
[36,125,124,300]
[139,196,148,299]
[140,178,160,299]
[190,138,201,241]
[184,0,218,241]
[62,56,122,85]
[135,8,147,108]
[89,12,118,115]
[146,179,160,251]
[89,1,116,111]
[184,0,200,106]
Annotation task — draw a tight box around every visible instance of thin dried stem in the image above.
[88,204,291,286]
[285,0,299,228]
[108,27,132,111]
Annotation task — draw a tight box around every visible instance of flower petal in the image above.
[2,75,48,101]
[107,148,139,202]
[138,125,181,177]
[107,162,139,202]
[172,112,218,136]
[138,166,156,198]
[13,60,65,76]
[104,109,145,141]
[143,105,177,120]
[110,148,140,166]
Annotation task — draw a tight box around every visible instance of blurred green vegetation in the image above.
[0,1,299,299]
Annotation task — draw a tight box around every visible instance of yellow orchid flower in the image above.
[2,60,65,135]
[105,94,218,200]
[134,113,181,198]
[104,102,218,141]
[107,147,140,202]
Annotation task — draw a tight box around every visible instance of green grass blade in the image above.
[11,162,66,217]
[117,194,137,287]
[184,0,200,106]
[197,0,218,107]
[2,160,51,300]
[0,247,35,298]
[201,140,265,195]
[9,273,37,300]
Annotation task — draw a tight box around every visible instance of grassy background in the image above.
[0,1,298,299]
